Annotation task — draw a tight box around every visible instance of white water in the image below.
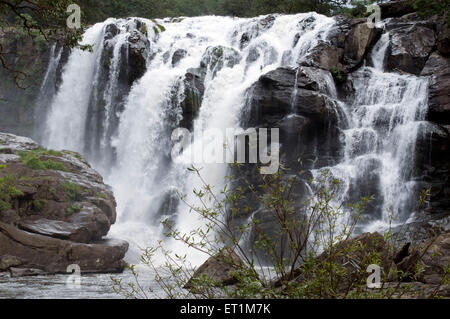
[43,13,340,265]
[44,23,106,152]
[42,14,430,267]
[312,31,429,234]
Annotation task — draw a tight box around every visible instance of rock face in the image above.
[178,45,241,129]
[386,20,436,75]
[0,30,65,138]
[244,66,344,171]
[0,133,128,275]
[303,16,380,73]
[421,52,450,124]
[179,69,206,129]
[85,19,151,166]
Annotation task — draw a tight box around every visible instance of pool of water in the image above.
[0,268,160,299]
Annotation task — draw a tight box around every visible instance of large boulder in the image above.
[184,247,247,290]
[0,133,128,275]
[343,19,380,71]
[245,67,344,170]
[0,222,128,274]
[386,21,436,75]
[245,67,340,127]
[303,17,380,73]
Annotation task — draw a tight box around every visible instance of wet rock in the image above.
[391,214,450,246]
[9,267,47,277]
[417,232,450,284]
[0,133,40,153]
[0,133,127,275]
[126,30,150,85]
[0,222,128,274]
[414,123,450,215]
[0,255,23,271]
[303,17,379,73]
[104,23,120,41]
[184,247,246,290]
[421,52,450,124]
[436,21,450,56]
[200,46,241,76]
[246,67,340,127]
[179,69,206,129]
[18,218,92,243]
[238,15,276,50]
[172,49,187,67]
[303,42,344,71]
[386,21,436,75]
[343,19,380,71]
[390,231,450,285]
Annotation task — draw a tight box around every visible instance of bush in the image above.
[0,199,12,211]
[66,204,81,216]
[111,164,436,299]
[63,181,84,202]
[0,175,23,211]
[31,199,47,211]
[18,149,68,171]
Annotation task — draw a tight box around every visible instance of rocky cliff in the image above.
[0,133,127,276]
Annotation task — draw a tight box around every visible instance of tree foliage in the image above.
[0,0,85,86]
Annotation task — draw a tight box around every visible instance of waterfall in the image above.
[32,44,63,142]
[42,13,340,264]
[41,13,430,265]
[312,32,429,233]
[44,23,106,152]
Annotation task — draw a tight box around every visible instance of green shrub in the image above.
[0,164,6,169]
[96,192,109,200]
[330,66,345,84]
[42,160,68,171]
[0,199,12,211]
[31,199,47,211]
[66,204,81,216]
[63,181,84,202]
[0,175,23,211]
[112,165,440,299]
[18,150,68,171]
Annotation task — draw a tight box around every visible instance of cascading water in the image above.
[312,29,429,233]
[42,13,340,264]
[41,12,430,267]
[32,44,63,142]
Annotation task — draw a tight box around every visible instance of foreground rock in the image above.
[386,20,436,75]
[0,133,128,276]
[184,248,246,290]
[187,232,449,298]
